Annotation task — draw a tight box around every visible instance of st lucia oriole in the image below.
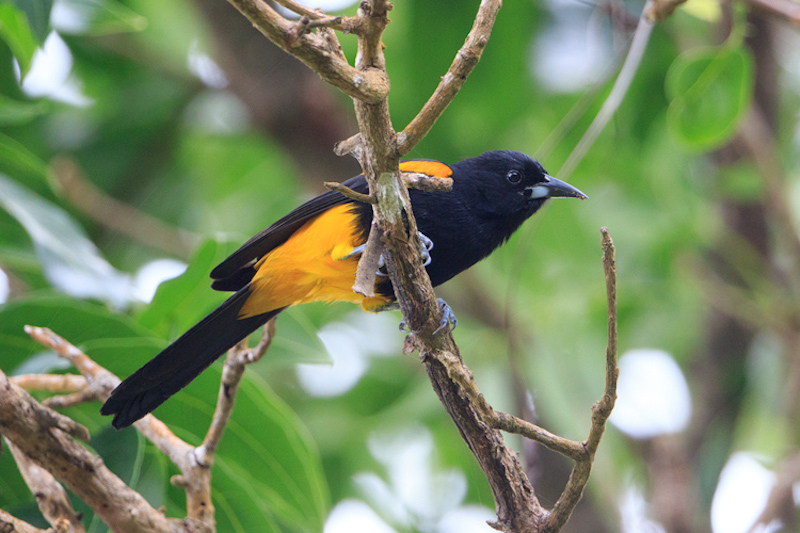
[101,150,586,429]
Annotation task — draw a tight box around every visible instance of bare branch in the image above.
[396,0,502,156]
[0,369,179,533]
[272,0,326,19]
[323,181,376,203]
[333,133,363,160]
[225,0,389,103]
[0,509,48,533]
[6,439,86,533]
[11,373,87,393]
[545,227,618,531]
[24,326,214,531]
[200,320,277,464]
[402,172,453,193]
[746,0,800,25]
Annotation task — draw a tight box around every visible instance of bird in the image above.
[101,150,586,429]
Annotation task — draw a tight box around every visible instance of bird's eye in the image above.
[506,170,521,183]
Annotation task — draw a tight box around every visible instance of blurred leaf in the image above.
[155,368,329,533]
[0,294,156,372]
[0,132,49,178]
[0,174,135,306]
[58,0,147,36]
[717,162,765,202]
[9,0,52,43]
[0,2,39,76]
[0,93,48,124]
[666,45,753,150]
[679,0,722,21]
[136,239,227,335]
[270,306,332,366]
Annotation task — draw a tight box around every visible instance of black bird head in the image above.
[452,150,586,220]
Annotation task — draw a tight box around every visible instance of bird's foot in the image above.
[417,231,434,267]
[343,230,433,275]
[398,298,457,335]
[433,298,457,334]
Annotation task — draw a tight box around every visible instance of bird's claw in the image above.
[433,298,457,334]
[349,231,433,277]
[418,231,434,267]
[398,298,457,335]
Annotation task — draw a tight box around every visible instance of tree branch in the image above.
[0,368,179,533]
[746,0,800,25]
[6,439,87,533]
[0,509,48,533]
[11,373,87,394]
[199,320,276,464]
[225,0,389,103]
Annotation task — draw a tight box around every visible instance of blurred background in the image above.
[1,0,800,532]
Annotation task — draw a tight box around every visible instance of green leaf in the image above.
[0,132,49,178]
[9,0,52,43]
[0,173,135,306]
[665,45,753,150]
[0,94,49,125]
[0,295,157,373]
[155,369,329,533]
[137,239,226,334]
[0,2,40,76]
[270,306,333,366]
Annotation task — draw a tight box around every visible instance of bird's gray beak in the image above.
[526,175,588,200]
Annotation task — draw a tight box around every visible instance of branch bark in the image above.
[0,368,179,533]
[6,439,87,533]
[226,0,389,103]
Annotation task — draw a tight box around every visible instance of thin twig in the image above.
[333,133,363,161]
[44,389,98,409]
[24,325,215,531]
[545,227,618,531]
[25,326,120,402]
[11,373,87,393]
[198,320,276,464]
[272,0,323,19]
[287,15,347,46]
[558,0,655,181]
[323,181,376,203]
[396,0,503,156]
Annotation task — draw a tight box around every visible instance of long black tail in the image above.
[101,286,283,429]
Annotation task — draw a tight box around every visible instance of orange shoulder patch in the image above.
[399,160,453,178]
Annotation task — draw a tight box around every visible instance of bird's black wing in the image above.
[210,175,369,284]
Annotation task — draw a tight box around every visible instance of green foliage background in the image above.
[1,0,798,531]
